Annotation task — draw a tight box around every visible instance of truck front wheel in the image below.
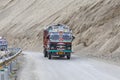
[66,53,71,59]
[48,52,52,59]
[44,49,48,57]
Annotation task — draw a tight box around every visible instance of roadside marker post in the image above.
[7,65,11,75]
[12,60,17,71]
[4,67,9,80]
[0,69,4,80]
[10,63,12,73]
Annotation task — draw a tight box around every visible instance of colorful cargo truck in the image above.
[43,24,75,59]
[0,37,8,51]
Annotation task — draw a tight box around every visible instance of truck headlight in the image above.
[51,47,54,49]
[47,45,50,48]
[67,47,71,50]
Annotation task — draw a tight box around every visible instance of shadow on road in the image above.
[50,56,80,61]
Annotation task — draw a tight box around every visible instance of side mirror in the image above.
[47,36,49,39]
[72,36,75,41]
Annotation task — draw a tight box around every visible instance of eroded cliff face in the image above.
[0,0,75,50]
[0,0,120,61]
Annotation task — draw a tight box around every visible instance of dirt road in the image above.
[18,51,120,80]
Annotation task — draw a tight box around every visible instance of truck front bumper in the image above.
[47,50,71,56]
[48,50,72,53]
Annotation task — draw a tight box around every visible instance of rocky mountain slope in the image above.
[0,0,120,62]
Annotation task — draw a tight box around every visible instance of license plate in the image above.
[58,52,64,55]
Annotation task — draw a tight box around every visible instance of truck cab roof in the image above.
[45,24,72,33]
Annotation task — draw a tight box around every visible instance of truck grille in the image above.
[57,45,65,50]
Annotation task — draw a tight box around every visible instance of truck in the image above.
[0,37,8,51]
[43,24,75,59]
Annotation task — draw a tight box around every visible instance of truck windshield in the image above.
[63,35,72,41]
[50,35,59,40]
[50,32,72,42]
[0,40,7,45]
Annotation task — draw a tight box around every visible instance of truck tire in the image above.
[44,49,48,57]
[48,52,52,59]
[67,53,71,59]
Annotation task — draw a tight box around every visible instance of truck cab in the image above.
[43,24,75,59]
[0,37,8,51]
